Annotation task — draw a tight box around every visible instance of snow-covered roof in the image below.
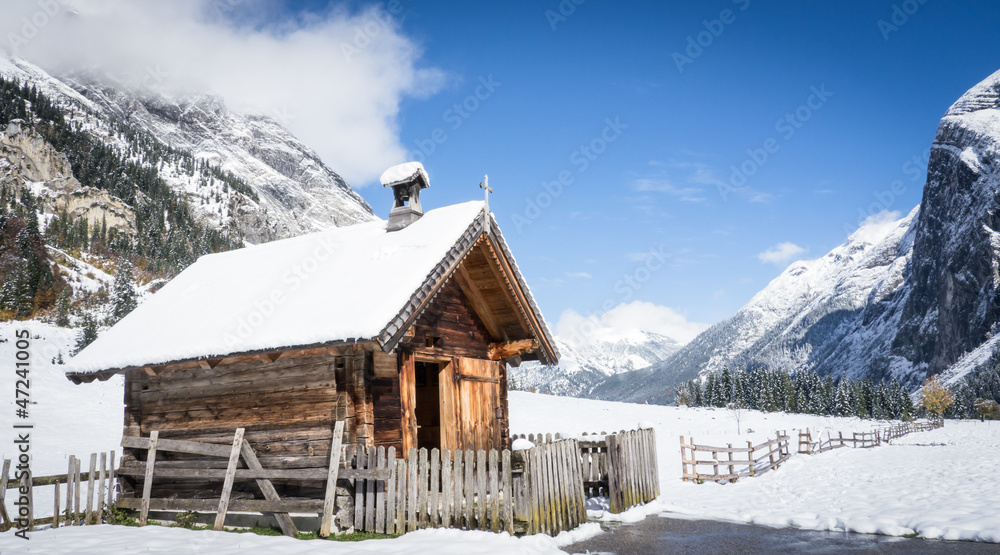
[380,162,429,188]
[67,201,551,376]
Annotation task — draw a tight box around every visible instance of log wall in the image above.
[121,349,369,500]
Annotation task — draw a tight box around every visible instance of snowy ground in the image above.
[1,322,998,552]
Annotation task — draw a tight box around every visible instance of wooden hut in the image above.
[65,164,558,505]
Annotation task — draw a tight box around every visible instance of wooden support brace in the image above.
[214,428,245,530]
[240,440,298,537]
[139,431,159,526]
[320,420,345,537]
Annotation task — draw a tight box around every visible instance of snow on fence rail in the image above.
[798,419,943,455]
[1,450,117,533]
[679,432,791,483]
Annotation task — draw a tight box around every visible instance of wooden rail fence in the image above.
[798,419,943,455]
[680,432,790,483]
[1,450,117,532]
[116,421,386,538]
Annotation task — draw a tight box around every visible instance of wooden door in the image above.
[456,358,502,451]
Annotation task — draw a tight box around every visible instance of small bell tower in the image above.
[380,162,430,232]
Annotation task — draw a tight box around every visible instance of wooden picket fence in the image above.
[1,451,117,532]
[347,443,517,534]
[349,437,586,536]
[511,428,659,514]
[799,419,943,455]
[679,432,790,483]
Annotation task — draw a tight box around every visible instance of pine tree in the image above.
[55,289,71,327]
[109,257,138,325]
[74,313,99,354]
[835,378,853,416]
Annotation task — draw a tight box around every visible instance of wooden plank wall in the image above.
[372,351,403,454]
[122,351,367,500]
[407,278,493,360]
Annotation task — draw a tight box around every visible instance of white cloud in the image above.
[555,300,710,347]
[566,272,592,279]
[0,0,443,185]
[757,242,807,265]
[632,178,706,203]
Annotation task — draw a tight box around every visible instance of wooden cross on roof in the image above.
[480,174,492,212]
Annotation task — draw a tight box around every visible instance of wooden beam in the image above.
[454,263,506,341]
[122,435,233,459]
[142,367,156,376]
[198,358,222,370]
[488,339,538,361]
[116,497,324,513]
[476,242,533,337]
[257,352,282,363]
[115,466,389,481]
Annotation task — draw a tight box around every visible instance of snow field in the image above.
[508,391,1000,543]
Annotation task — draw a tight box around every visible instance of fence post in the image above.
[502,449,513,534]
[747,441,755,477]
[97,452,107,524]
[108,450,116,512]
[139,431,159,526]
[214,428,245,531]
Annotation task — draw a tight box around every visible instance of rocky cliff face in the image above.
[888,73,1000,378]
[1,120,136,234]
[600,68,1000,403]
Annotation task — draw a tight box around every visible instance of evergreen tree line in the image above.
[0,187,61,318]
[675,366,915,421]
[948,351,1000,418]
[0,75,247,277]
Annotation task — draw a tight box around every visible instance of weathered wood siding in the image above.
[407,278,493,359]
[372,352,403,454]
[121,349,369,499]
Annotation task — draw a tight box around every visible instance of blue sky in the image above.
[12,0,1000,341]
[310,0,1000,338]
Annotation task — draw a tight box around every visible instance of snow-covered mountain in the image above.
[600,68,1000,404]
[511,330,681,397]
[0,55,375,244]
